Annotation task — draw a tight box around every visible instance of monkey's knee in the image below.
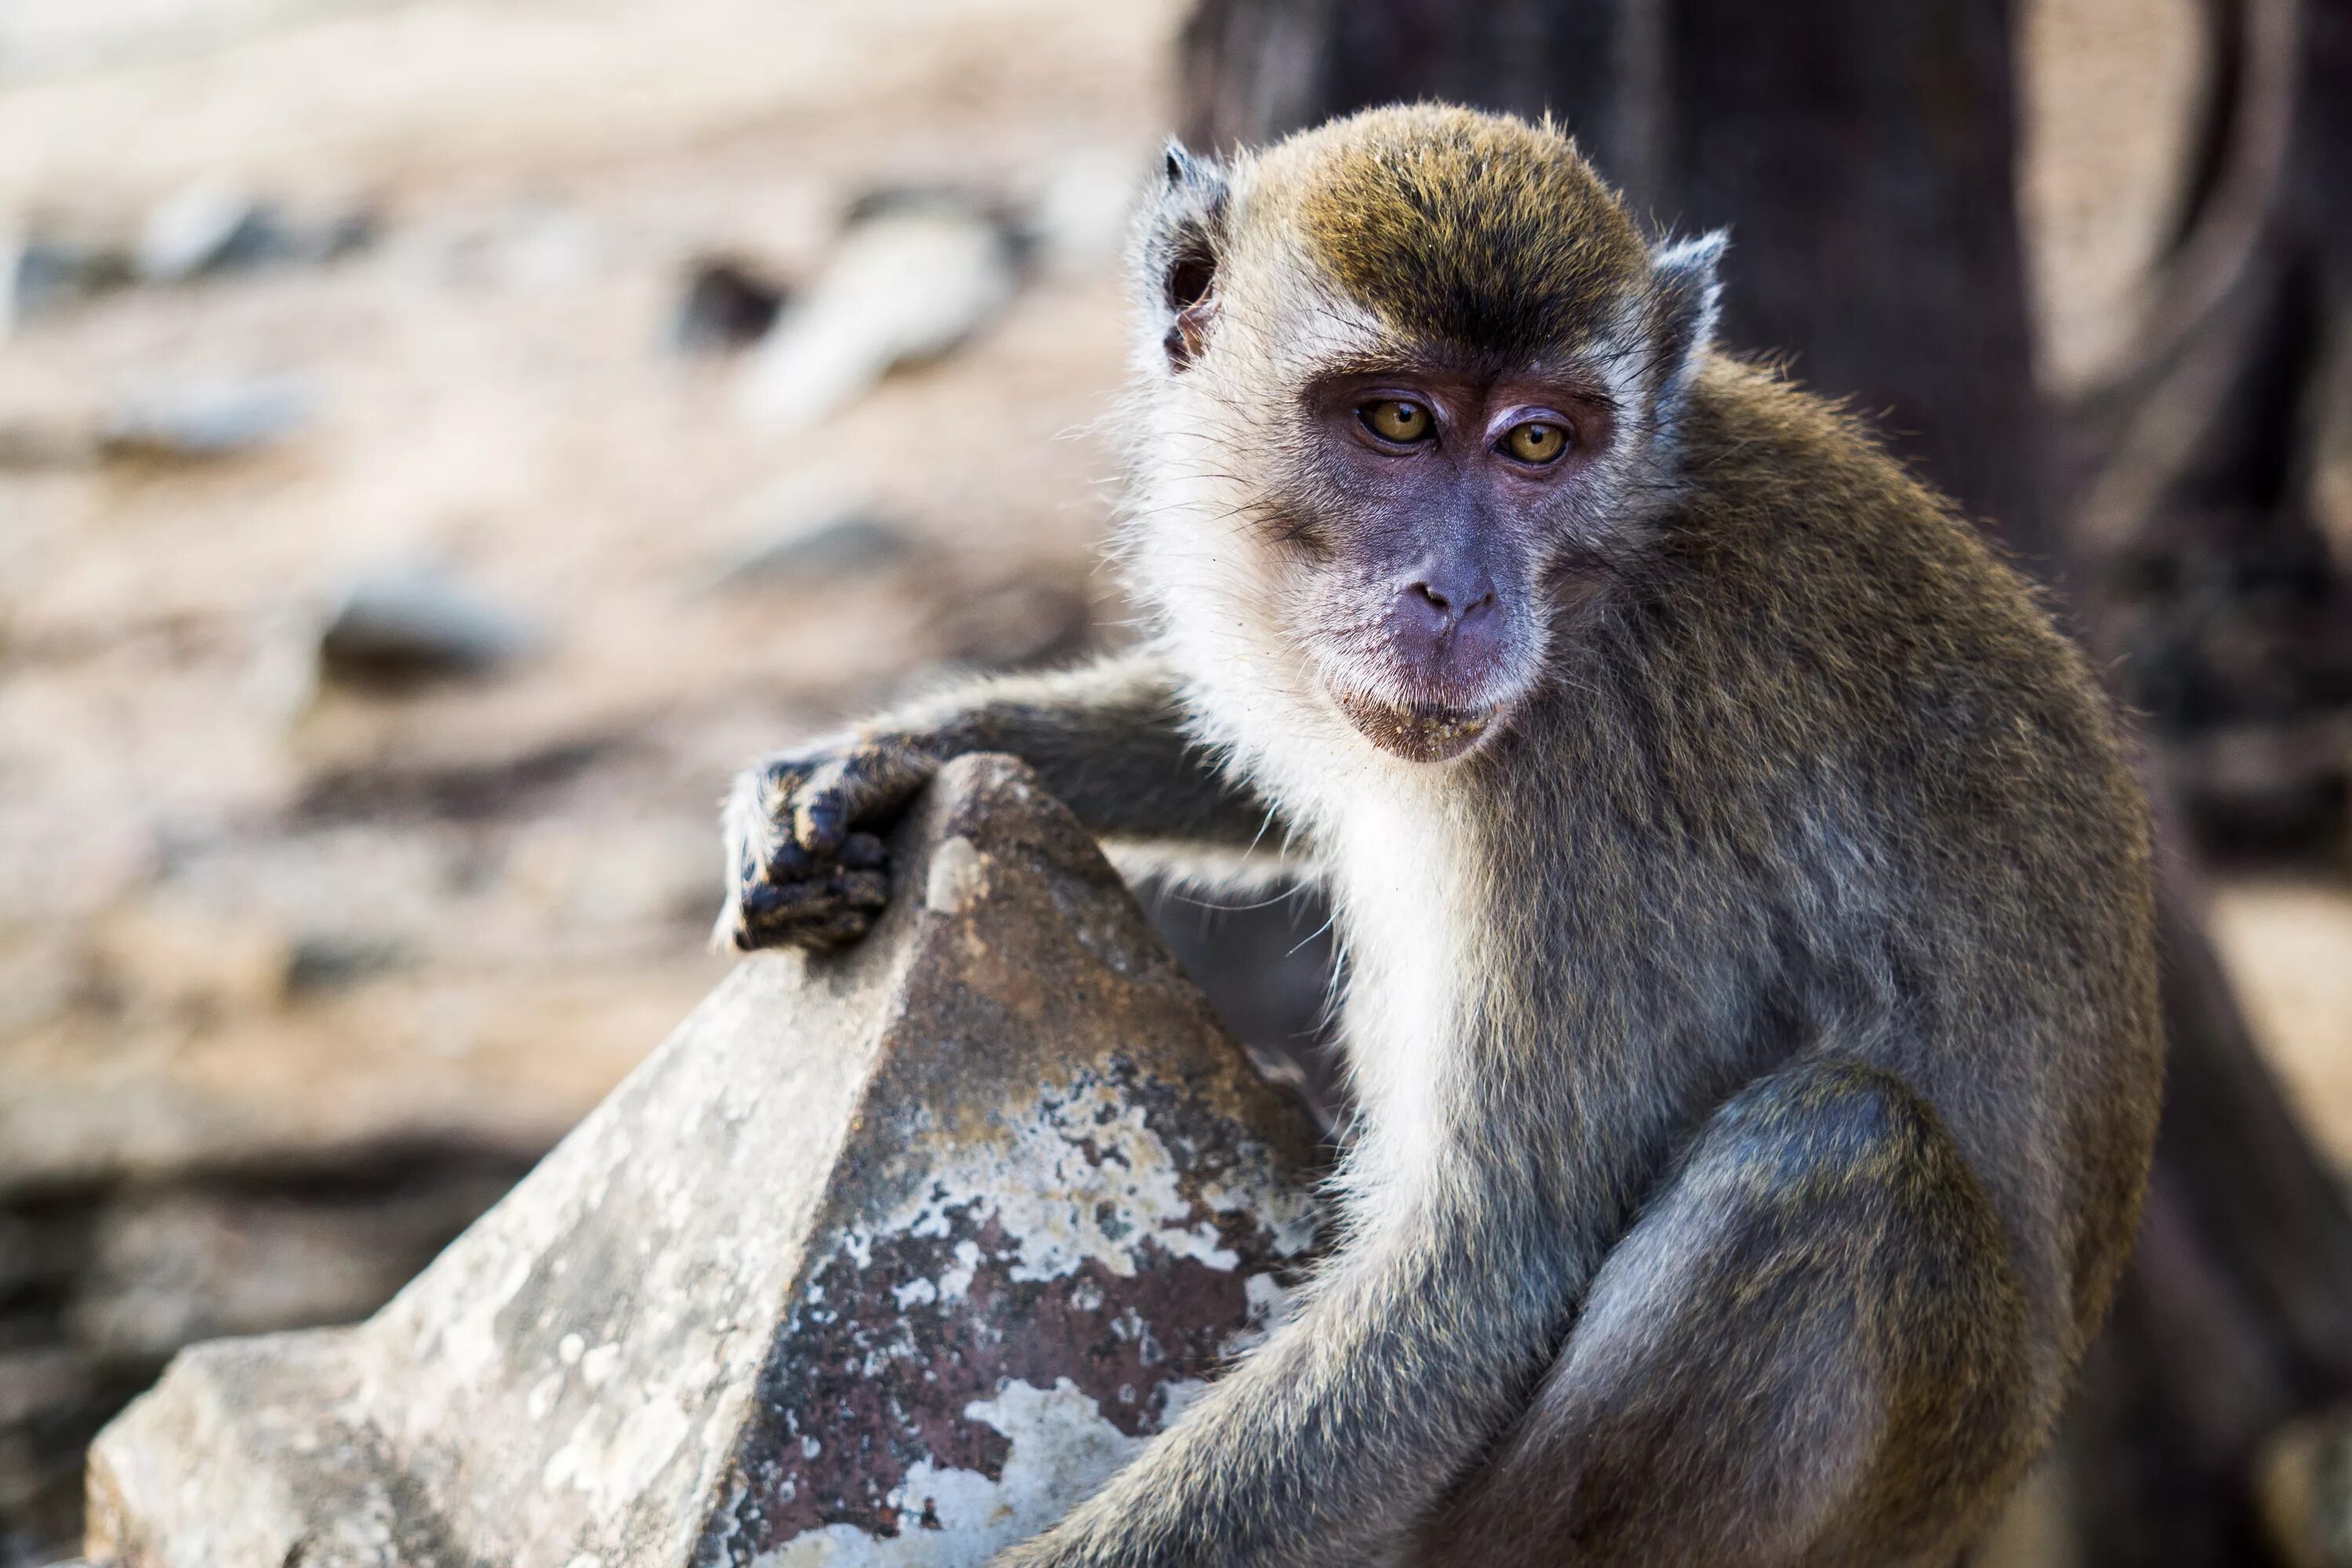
[1428,1062,2040,1568]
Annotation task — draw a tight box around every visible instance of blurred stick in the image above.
[1176,1,2352,1563]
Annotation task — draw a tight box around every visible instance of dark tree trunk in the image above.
[1170,2,2352,1563]
[2073,0,2352,856]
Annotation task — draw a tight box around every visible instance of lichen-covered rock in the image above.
[83,754,1321,1568]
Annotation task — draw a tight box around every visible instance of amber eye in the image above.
[1359,400,1434,445]
[1502,421,1569,464]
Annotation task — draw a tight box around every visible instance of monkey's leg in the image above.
[719,652,1290,951]
[1423,1059,2042,1568]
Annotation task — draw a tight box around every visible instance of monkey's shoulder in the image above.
[1660,360,2074,678]
[1628,361,2139,838]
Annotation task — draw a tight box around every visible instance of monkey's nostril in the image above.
[1406,577,1497,627]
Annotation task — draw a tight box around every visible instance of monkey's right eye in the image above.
[1359,401,1434,445]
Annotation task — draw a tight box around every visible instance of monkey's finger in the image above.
[838,831,888,870]
[730,757,819,884]
[739,878,851,925]
[741,902,873,952]
[735,870,891,946]
[793,742,934,857]
[797,909,873,949]
[835,869,891,909]
[742,869,891,921]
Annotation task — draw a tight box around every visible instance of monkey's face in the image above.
[1267,362,1621,762]
[1125,107,1721,771]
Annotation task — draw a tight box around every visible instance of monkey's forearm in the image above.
[873,653,1282,852]
[1003,1214,1561,1568]
[720,653,1294,953]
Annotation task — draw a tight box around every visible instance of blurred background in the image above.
[0,1,2347,1565]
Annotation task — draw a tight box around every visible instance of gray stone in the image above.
[705,505,915,593]
[97,376,315,462]
[739,200,1021,431]
[133,185,296,283]
[3,230,132,335]
[85,756,1322,1568]
[670,256,788,354]
[315,568,530,690]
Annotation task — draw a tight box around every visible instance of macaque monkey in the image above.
[717,105,2161,1568]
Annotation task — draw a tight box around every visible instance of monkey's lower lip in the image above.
[1329,688,1499,762]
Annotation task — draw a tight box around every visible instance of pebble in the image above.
[739,193,1020,430]
[671,256,788,352]
[706,502,914,591]
[2,230,131,336]
[98,375,316,461]
[135,184,297,282]
[316,568,531,690]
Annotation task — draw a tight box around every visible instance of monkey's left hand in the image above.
[714,732,940,953]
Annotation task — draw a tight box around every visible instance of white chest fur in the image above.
[1323,790,1470,1214]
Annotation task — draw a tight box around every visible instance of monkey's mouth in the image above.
[1328,686,1500,763]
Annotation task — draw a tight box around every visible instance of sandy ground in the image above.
[0,0,1187,1186]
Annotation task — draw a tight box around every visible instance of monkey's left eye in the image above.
[1501,421,1570,464]
[1359,401,1434,444]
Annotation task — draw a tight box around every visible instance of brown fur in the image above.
[717,106,2164,1568]
[1279,105,1650,354]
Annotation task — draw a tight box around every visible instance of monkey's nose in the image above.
[1402,573,1498,637]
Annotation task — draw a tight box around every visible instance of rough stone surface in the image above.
[83,755,1322,1568]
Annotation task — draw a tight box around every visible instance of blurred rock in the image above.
[310,210,378,264]
[131,186,372,285]
[739,194,1020,430]
[283,933,412,994]
[97,376,315,462]
[670,255,787,353]
[134,185,297,283]
[315,568,530,691]
[87,756,1319,1568]
[705,497,915,592]
[2,231,132,337]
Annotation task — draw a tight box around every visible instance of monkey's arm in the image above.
[993,1189,1567,1568]
[999,1060,2052,1568]
[717,652,1291,951]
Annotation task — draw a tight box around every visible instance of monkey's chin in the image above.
[1329,687,1501,763]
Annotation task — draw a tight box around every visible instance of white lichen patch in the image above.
[924,837,988,916]
[752,1377,1198,1567]
[849,1074,1308,1292]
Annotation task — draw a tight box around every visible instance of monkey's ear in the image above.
[1139,137,1231,372]
[1648,230,1727,426]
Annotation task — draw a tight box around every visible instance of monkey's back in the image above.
[1585,357,2163,1369]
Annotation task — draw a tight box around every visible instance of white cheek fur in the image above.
[1116,380,1476,1240]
